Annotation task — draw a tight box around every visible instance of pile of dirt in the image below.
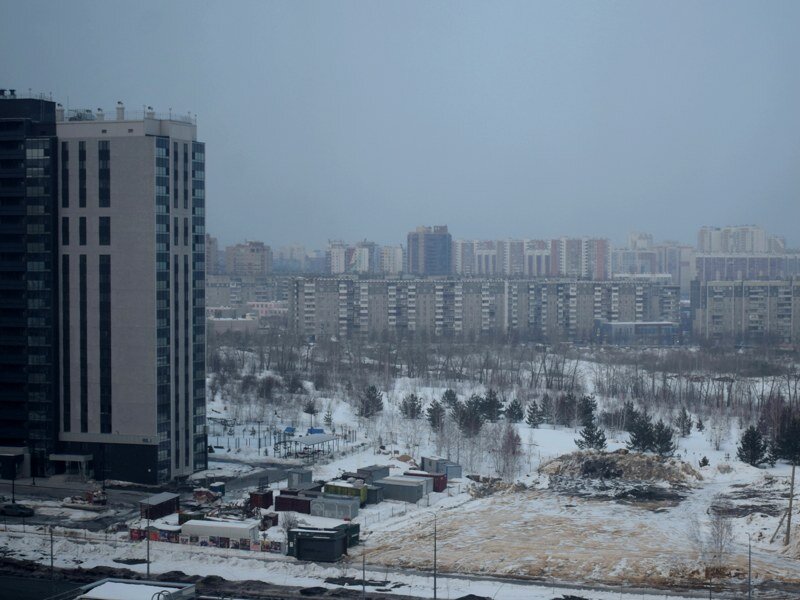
[540,449,702,485]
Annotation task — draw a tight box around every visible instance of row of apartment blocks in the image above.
[691,279,800,344]
[288,278,681,342]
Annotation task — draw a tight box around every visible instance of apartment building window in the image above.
[98,140,110,207]
[99,255,111,433]
[99,216,110,246]
[183,217,188,246]
[79,254,88,432]
[62,255,71,432]
[61,141,69,208]
[61,217,69,246]
[173,217,179,246]
[78,141,86,207]
[173,142,179,209]
[79,217,86,245]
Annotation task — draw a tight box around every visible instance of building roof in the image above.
[297,433,337,446]
[139,492,179,506]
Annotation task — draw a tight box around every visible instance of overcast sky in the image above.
[2,1,799,249]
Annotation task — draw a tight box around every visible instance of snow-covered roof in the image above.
[139,492,179,506]
[79,581,191,600]
[181,519,258,531]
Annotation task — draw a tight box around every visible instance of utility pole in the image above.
[433,512,438,600]
[785,462,796,547]
[50,526,54,579]
[747,533,752,600]
[361,541,366,600]
[146,513,151,578]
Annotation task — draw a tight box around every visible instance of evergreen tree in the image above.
[540,394,553,426]
[675,407,693,437]
[323,409,333,429]
[400,393,423,419]
[480,389,504,422]
[737,425,769,467]
[357,385,383,418]
[575,419,607,451]
[426,399,445,431]
[775,416,800,464]
[505,398,524,423]
[696,417,705,432]
[302,398,318,426]
[651,420,677,456]
[699,456,709,467]
[454,394,484,437]
[576,395,597,428]
[626,411,654,452]
[441,388,458,409]
[622,400,639,432]
[525,401,541,428]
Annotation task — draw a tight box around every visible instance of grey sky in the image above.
[3,1,799,249]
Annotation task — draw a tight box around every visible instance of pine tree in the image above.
[575,419,607,451]
[505,398,524,423]
[302,398,318,426]
[775,416,800,464]
[737,425,769,467]
[576,395,597,428]
[696,417,705,432]
[540,394,553,426]
[622,400,639,432]
[426,399,445,431]
[480,389,504,422]
[400,393,422,419]
[651,420,677,456]
[358,385,383,418]
[525,401,541,428]
[454,395,484,437]
[675,406,693,437]
[323,409,333,429]
[441,388,458,409]
[626,411,654,452]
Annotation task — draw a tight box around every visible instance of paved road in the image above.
[0,575,79,600]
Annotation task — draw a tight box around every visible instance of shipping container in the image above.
[139,492,180,520]
[374,477,425,503]
[421,456,463,480]
[404,470,448,492]
[323,480,367,504]
[310,496,359,520]
[275,494,312,514]
[287,528,347,562]
[178,511,205,525]
[209,482,226,496]
[365,484,384,505]
[249,490,274,510]
[381,475,433,495]
[287,468,313,488]
[356,464,391,483]
[181,519,259,543]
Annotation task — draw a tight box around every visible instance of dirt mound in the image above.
[540,449,702,485]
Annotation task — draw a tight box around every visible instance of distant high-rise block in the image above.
[225,240,272,277]
[407,225,452,276]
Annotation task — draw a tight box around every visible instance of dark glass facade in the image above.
[0,98,58,477]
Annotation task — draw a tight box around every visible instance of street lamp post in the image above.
[256,420,263,452]
[748,533,752,600]
[146,513,150,578]
[433,512,437,600]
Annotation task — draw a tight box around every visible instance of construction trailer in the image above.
[249,490,274,509]
[404,469,448,492]
[275,494,312,514]
[287,468,313,488]
[374,476,426,503]
[365,484,384,504]
[356,464,391,483]
[287,527,348,562]
[382,474,433,495]
[310,495,359,520]
[180,519,260,544]
[323,480,368,504]
[139,492,180,520]
[421,456,463,480]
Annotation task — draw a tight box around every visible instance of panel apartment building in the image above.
[691,279,800,344]
[289,277,680,342]
[0,94,207,484]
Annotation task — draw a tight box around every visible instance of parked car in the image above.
[1,503,34,517]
